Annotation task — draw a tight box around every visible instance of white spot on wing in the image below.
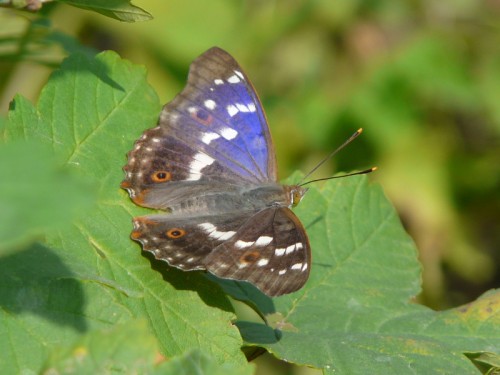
[188,152,214,181]
[285,244,296,254]
[257,258,269,266]
[201,132,220,144]
[235,240,254,249]
[227,74,241,84]
[214,79,224,85]
[221,127,238,140]
[204,99,216,110]
[279,269,287,275]
[275,248,285,256]
[218,231,236,241]
[199,223,214,232]
[291,263,303,270]
[227,104,238,117]
[234,70,244,79]
[255,236,273,246]
[198,222,236,241]
[235,103,256,113]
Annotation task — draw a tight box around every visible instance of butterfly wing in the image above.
[131,207,311,297]
[205,207,311,296]
[122,47,277,209]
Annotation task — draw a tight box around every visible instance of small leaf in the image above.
[465,351,500,375]
[61,0,153,22]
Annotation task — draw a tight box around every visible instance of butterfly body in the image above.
[122,47,311,296]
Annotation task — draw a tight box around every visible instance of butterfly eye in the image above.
[166,228,186,239]
[152,171,171,182]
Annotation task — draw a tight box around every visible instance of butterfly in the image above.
[121,47,310,297]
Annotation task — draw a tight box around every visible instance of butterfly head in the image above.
[287,185,308,207]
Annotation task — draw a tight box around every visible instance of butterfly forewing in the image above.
[172,47,277,181]
[122,47,278,209]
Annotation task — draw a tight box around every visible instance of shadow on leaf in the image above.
[52,52,125,92]
[236,321,282,344]
[0,242,87,332]
[145,251,236,313]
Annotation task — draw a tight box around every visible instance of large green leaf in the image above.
[236,177,500,374]
[2,48,498,375]
[1,51,246,373]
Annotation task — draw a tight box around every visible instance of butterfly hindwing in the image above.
[130,212,252,271]
[205,207,311,296]
[131,207,310,296]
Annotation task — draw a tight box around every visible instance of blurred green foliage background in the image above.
[0,1,498,371]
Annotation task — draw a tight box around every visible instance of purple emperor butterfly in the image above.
[121,47,310,296]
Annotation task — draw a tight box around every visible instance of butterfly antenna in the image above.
[299,128,370,185]
[300,167,377,187]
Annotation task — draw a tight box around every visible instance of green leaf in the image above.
[1,51,247,373]
[236,177,500,374]
[60,0,153,22]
